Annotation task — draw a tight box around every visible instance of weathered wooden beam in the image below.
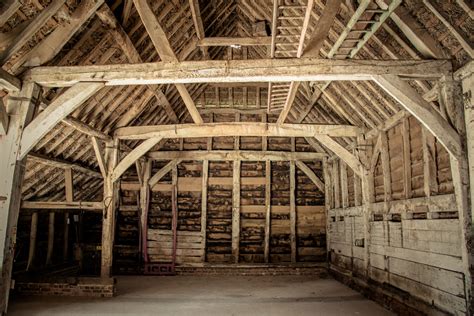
[303,0,342,57]
[201,159,208,251]
[373,74,462,159]
[27,152,102,178]
[198,37,272,47]
[380,132,391,202]
[0,98,9,135]
[295,161,324,192]
[19,83,104,159]
[375,0,446,58]
[0,68,21,92]
[311,136,363,177]
[62,116,112,141]
[277,81,300,125]
[26,212,38,271]
[188,0,207,57]
[423,0,473,58]
[21,201,103,210]
[139,160,151,262]
[64,168,73,261]
[264,160,271,263]
[232,160,240,263]
[290,160,296,263]
[111,138,162,182]
[365,110,408,139]
[46,212,55,265]
[101,139,119,277]
[18,0,103,68]
[147,150,327,161]
[115,123,361,140]
[0,83,38,313]
[91,137,107,178]
[26,59,452,87]
[0,0,66,65]
[148,159,182,187]
[133,0,203,124]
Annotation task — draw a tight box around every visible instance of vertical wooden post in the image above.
[100,139,119,278]
[0,82,38,313]
[140,160,151,262]
[264,160,271,263]
[340,162,348,208]
[232,159,241,263]
[445,69,473,309]
[171,164,178,266]
[380,132,392,202]
[332,160,340,209]
[290,160,297,263]
[26,212,38,271]
[64,168,73,261]
[422,127,438,197]
[402,118,412,199]
[323,159,333,255]
[201,159,208,260]
[46,212,55,265]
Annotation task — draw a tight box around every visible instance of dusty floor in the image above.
[9,275,394,315]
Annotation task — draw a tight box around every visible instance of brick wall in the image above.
[15,277,115,298]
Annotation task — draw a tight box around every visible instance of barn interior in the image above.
[0,0,473,315]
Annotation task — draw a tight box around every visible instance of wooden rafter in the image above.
[133,0,203,124]
[198,37,272,46]
[27,152,102,178]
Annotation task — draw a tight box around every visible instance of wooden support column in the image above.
[456,63,474,273]
[332,160,340,209]
[380,132,392,202]
[64,168,73,261]
[402,118,412,199]
[201,159,208,257]
[290,160,297,263]
[140,160,151,262]
[232,159,241,263]
[264,160,271,263]
[26,212,38,271]
[340,162,348,208]
[445,66,473,308]
[46,212,55,265]
[323,159,333,255]
[100,139,119,278]
[0,82,38,313]
[421,127,438,197]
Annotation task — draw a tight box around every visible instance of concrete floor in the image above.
[9,275,394,315]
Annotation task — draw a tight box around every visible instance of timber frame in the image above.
[0,1,473,315]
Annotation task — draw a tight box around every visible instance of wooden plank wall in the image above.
[326,117,466,314]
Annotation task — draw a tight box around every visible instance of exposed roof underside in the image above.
[0,0,472,201]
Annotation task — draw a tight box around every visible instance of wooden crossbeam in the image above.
[133,0,203,124]
[21,201,102,210]
[114,123,361,140]
[19,83,104,159]
[147,150,327,161]
[373,74,462,158]
[27,59,452,87]
[197,37,272,47]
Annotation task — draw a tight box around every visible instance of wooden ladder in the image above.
[268,0,311,114]
[329,0,402,59]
